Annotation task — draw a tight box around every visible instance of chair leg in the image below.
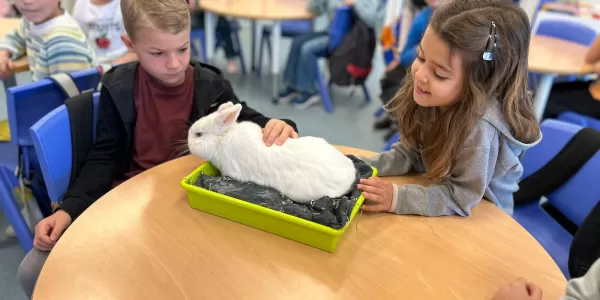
[375,106,385,118]
[0,167,33,252]
[362,84,371,103]
[251,20,257,72]
[258,30,267,76]
[265,32,272,71]
[232,32,246,74]
[316,60,333,113]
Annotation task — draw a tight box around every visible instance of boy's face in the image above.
[124,25,191,87]
[15,0,62,24]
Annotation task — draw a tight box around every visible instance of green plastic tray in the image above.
[180,162,378,252]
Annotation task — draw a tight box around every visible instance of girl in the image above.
[73,0,137,65]
[358,0,541,217]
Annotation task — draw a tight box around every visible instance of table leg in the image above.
[533,73,556,121]
[3,75,17,94]
[204,12,216,64]
[271,21,282,103]
[251,20,257,72]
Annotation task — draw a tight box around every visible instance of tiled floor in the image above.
[0,20,389,299]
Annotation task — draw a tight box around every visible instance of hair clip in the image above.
[483,21,497,61]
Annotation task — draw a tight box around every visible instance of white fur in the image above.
[188,102,356,203]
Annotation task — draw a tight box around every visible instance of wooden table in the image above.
[529,35,594,120]
[33,146,566,300]
[198,0,315,100]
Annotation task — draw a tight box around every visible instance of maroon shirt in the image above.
[113,65,194,187]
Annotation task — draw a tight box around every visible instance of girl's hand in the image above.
[492,279,543,300]
[262,119,299,147]
[357,177,394,212]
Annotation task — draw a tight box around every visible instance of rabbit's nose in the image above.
[195,132,203,137]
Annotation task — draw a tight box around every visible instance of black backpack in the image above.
[328,8,376,87]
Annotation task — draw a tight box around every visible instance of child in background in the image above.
[73,0,138,65]
[358,0,541,216]
[16,0,297,297]
[278,0,385,108]
[188,0,240,73]
[375,0,449,133]
[0,0,95,81]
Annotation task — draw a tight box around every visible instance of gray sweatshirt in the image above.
[563,258,600,300]
[306,0,385,36]
[364,100,541,216]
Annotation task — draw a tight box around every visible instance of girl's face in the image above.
[411,27,464,108]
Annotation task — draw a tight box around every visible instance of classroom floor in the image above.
[0,20,388,299]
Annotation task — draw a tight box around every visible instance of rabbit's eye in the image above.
[195,132,203,137]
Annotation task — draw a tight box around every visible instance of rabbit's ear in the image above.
[215,103,242,128]
[217,102,234,112]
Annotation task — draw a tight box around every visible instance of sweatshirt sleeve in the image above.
[563,259,600,300]
[0,20,26,59]
[390,125,498,217]
[59,86,123,220]
[306,0,329,15]
[362,140,425,176]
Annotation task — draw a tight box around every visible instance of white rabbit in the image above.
[187,102,356,203]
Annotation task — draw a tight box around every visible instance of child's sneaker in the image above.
[278,87,301,103]
[292,93,321,110]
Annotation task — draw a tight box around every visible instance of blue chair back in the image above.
[558,112,600,132]
[281,20,313,36]
[7,68,102,147]
[29,93,100,203]
[328,5,353,52]
[521,119,600,226]
[535,19,597,46]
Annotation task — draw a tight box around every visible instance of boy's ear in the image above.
[121,34,135,52]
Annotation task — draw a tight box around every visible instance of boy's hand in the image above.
[493,279,543,300]
[358,177,394,212]
[33,210,72,251]
[0,50,14,79]
[262,119,298,147]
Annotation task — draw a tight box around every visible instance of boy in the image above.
[0,0,95,81]
[73,0,138,65]
[17,0,297,298]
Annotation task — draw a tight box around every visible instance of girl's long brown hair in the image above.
[387,0,540,181]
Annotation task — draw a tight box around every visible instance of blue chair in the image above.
[256,20,313,75]
[29,93,100,203]
[558,112,600,132]
[384,131,400,151]
[513,119,600,278]
[190,20,247,74]
[1,68,102,251]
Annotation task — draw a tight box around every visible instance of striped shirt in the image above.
[0,12,96,81]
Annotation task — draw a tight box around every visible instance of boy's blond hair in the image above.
[121,0,190,41]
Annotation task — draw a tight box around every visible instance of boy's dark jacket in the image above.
[58,61,297,220]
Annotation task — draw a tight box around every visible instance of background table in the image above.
[0,18,30,90]
[33,146,566,299]
[198,0,314,101]
[529,35,594,120]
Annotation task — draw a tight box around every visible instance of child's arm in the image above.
[37,34,94,79]
[564,258,600,300]
[399,7,431,66]
[363,141,424,176]
[58,87,123,220]
[306,0,329,15]
[585,35,600,65]
[0,20,27,59]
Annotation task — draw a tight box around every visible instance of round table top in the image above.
[198,0,315,20]
[33,146,566,300]
[529,35,594,75]
[0,18,29,73]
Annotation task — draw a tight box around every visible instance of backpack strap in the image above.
[46,73,81,99]
[95,64,113,92]
[514,127,600,205]
[64,92,95,187]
